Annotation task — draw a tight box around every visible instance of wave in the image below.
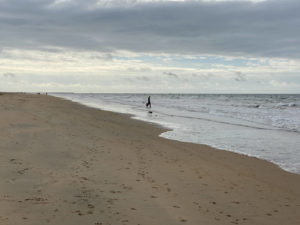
[275,102,297,108]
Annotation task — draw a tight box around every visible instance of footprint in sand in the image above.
[87,210,93,214]
[81,177,88,181]
[10,158,22,165]
[74,210,84,216]
[17,168,30,175]
[179,218,187,222]
[147,177,155,183]
[232,201,240,204]
[88,204,95,209]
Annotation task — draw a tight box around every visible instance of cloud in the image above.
[3,72,16,78]
[0,1,299,93]
[163,72,179,78]
[0,0,300,58]
[234,71,247,82]
[135,76,151,81]
[126,67,152,72]
[192,73,217,80]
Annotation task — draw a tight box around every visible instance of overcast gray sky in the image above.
[1,0,300,93]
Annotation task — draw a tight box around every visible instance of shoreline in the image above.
[1,93,299,225]
[51,93,300,175]
[56,94,298,176]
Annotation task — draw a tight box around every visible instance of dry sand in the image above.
[0,93,299,225]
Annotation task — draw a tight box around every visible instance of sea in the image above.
[50,93,300,174]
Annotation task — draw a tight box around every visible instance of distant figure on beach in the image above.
[146,96,151,108]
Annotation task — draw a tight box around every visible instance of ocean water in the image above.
[51,93,300,174]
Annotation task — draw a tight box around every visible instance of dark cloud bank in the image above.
[1,0,300,58]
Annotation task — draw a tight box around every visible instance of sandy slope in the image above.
[0,93,299,225]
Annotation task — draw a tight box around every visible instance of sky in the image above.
[0,0,300,93]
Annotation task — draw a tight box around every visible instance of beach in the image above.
[0,93,299,225]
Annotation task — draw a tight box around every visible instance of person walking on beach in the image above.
[146,96,151,108]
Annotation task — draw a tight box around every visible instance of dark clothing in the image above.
[146,96,151,108]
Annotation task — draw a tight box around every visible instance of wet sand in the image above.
[0,93,299,225]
